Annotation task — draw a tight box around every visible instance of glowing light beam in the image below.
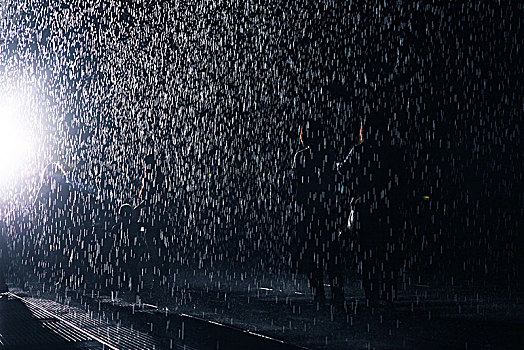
[0,95,38,188]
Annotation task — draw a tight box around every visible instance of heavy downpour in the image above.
[0,1,522,349]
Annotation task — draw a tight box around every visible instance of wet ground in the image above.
[8,266,524,350]
[0,291,156,349]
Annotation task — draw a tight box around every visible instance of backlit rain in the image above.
[0,1,521,349]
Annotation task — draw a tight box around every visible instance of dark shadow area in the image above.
[0,295,83,349]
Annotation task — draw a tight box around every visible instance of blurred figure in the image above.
[111,204,148,294]
[292,120,344,304]
[32,163,75,282]
[139,153,166,205]
[338,113,405,306]
[138,153,171,285]
[31,162,96,287]
[0,221,8,293]
[34,163,72,211]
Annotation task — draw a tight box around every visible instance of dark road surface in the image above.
[3,268,523,349]
[0,291,156,349]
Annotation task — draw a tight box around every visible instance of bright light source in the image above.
[0,96,37,188]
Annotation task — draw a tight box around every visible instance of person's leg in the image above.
[0,267,7,293]
[360,247,373,303]
[328,237,344,305]
[311,266,325,302]
[309,248,325,302]
[0,232,9,293]
[384,269,397,303]
[363,246,381,306]
[329,270,344,305]
[307,220,325,302]
[374,242,398,304]
[384,241,398,303]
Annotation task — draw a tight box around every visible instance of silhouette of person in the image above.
[111,204,148,294]
[0,221,8,293]
[338,113,404,305]
[138,153,171,285]
[139,153,168,205]
[293,120,344,304]
[32,163,76,282]
[34,163,72,212]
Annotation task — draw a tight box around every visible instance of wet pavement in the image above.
[7,267,523,350]
[0,291,156,349]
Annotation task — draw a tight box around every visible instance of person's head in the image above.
[361,113,389,144]
[299,120,326,148]
[118,203,134,226]
[40,162,68,186]
[141,152,166,194]
[144,153,155,167]
[38,163,71,208]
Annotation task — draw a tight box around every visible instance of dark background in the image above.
[0,1,521,289]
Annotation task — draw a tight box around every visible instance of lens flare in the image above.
[0,96,38,188]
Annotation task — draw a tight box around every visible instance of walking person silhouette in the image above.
[338,113,404,306]
[292,120,344,305]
